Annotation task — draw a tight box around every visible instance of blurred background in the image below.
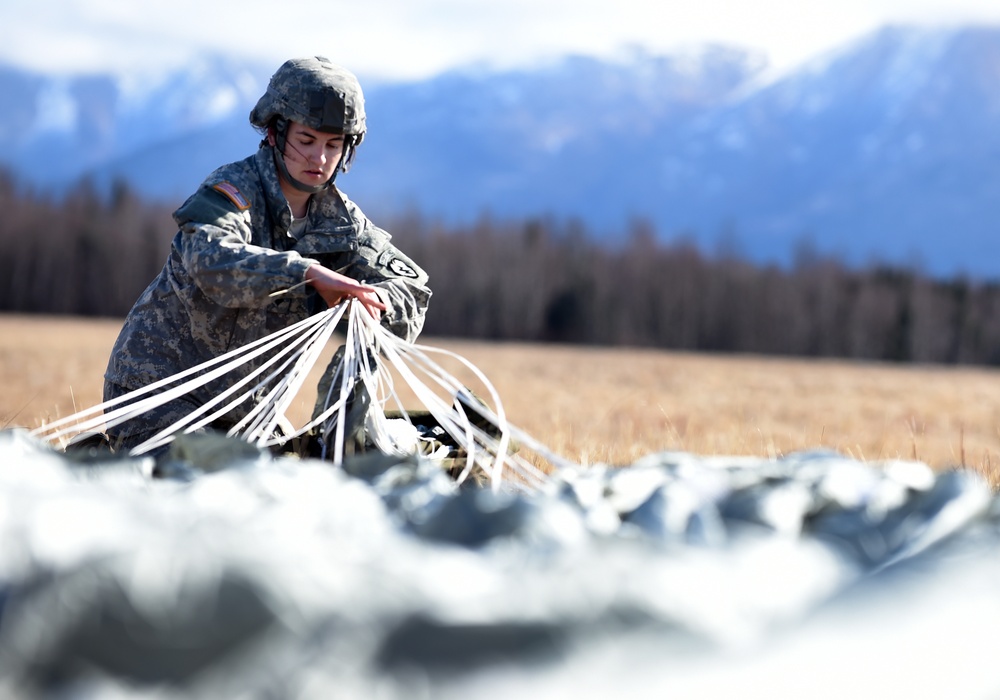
[3,0,1000,361]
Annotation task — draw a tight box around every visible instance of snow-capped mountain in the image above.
[3,25,1000,277]
[0,54,272,187]
[640,25,1000,274]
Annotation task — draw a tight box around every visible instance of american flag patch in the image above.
[212,181,251,210]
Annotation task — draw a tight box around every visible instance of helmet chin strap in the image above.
[273,147,336,193]
[272,118,348,194]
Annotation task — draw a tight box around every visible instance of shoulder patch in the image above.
[387,257,419,279]
[211,181,251,210]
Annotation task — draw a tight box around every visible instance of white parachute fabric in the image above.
[1,432,999,700]
[29,301,553,491]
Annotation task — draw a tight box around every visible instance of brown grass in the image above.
[4,313,1000,488]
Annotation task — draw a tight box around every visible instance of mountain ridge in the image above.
[3,25,999,278]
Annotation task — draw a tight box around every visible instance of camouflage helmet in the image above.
[250,56,366,143]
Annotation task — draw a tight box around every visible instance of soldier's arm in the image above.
[173,186,315,308]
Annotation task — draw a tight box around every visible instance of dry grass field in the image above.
[4,313,1000,488]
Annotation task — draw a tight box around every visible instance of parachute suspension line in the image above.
[30,308,343,448]
[131,305,347,456]
[32,300,560,491]
[403,341,571,481]
[236,306,341,447]
[352,309,553,491]
[328,301,360,465]
[370,320,491,484]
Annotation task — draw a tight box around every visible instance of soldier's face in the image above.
[274,121,346,185]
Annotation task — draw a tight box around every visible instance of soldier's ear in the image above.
[266,125,276,147]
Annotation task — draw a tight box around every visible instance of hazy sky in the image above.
[4,0,1000,80]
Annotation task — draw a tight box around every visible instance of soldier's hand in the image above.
[304,265,386,319]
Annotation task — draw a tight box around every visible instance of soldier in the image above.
[103,56,431,456]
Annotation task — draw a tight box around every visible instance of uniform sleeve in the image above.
[346,219,431,343]
[172,186,315,309]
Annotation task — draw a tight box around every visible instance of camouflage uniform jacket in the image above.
[104,145,431,410]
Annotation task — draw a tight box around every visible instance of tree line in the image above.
[3,173,1000,366]
[0,174,175,317]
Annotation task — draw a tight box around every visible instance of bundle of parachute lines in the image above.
[31,300,559,492]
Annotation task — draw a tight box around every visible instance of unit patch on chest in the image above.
[211,181,251,210]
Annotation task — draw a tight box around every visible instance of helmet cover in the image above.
[250,56,366,142]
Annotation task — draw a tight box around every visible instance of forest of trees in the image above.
[3,172,1000,366]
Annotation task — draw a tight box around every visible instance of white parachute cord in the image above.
[32,310,337,446]
[276,324,384,450]
[275,364,347,447]
[185,304,345,445]
[237,304,344,445]
[34,296,557,493]
[353,309,544,491]
[350,308,407,457]
[130,308,345,455]
[30,311,332,442]
[260,390,352,449]
[349,316,387,445]
[336,322,475,474]
[387,340,505,486]
[359,328,433,462]
[329,304,392,459]
[364,344,488,483]
[325,301,365,466]
[131,317,339,455]
[307,304,489,476]
[399,342,570,478]
[387,336,554,489]
[371,328,484,483]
